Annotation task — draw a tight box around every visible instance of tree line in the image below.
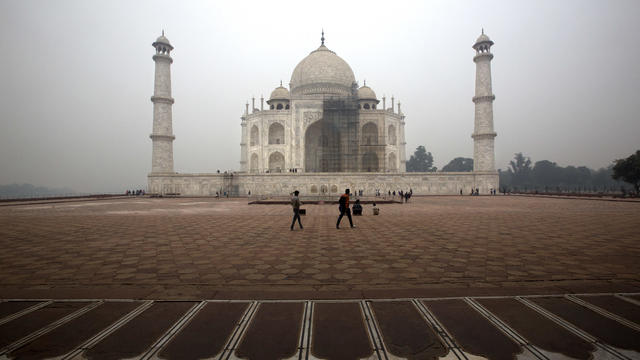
[498,152,630,193]
[405,146,474,172]
[406,146,639,194]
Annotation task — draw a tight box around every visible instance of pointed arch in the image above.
[268,151,285,172]
[362,152,379,172]
[250,125,259,146]
[388,125,397,145]
[268,122,285,145]
[362,122,378,145]
[388,152,397,172]
[305,120,341,172]
[250,153,259,173]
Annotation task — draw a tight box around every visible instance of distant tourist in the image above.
[372,202,380,215]
[460,189,463,195]
[290,190,303,230]
[336,189,354,229]
[352,199,363,215]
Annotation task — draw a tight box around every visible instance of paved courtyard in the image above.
[1,196,639,359]
[0,195,638,299]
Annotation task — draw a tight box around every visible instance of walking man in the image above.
[336,188,355,229]
[290,190,303,230]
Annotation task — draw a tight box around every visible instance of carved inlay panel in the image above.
[303,111,321,129]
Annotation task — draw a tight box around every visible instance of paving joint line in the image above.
[142,300,207,360]
[516,297,631,360]
[299,301,313,360]
[221,301,258,360]
[464,298,549,360]
[0,301,103,356]
[412,299,466,360]
[361,301,387,360]
[0,301,53,326]
[615,294,640,307]
[61,300,153,360]
[565,295,640,331]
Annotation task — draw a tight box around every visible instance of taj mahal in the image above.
[148,31,498,196]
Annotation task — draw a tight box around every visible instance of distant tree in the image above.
[508,153,532,186]
[612,150,640,193]
[563,166,581,189]
[498,169,512,191]
[501,153,630,193]
[442,157,473,172]
[532,160,561,186]
[406,146,436,172]
[592,166,623,192]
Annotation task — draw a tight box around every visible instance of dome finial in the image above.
[481,28,484,35]
[321,29,325,45]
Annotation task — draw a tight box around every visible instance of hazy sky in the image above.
[1,0,638,193]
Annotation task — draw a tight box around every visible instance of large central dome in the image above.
[290,44,356,96]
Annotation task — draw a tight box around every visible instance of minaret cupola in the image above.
[472,29,493,56]
[153,30,173,56]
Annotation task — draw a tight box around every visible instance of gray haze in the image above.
[1,0,638,193]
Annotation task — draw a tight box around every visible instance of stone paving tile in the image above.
[0,196,638,298]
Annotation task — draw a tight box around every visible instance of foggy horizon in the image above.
[1,0,638,193]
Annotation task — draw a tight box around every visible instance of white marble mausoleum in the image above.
[147,31,498,196]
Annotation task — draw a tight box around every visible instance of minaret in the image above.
[472,30,497,172]
[150,31,175,174]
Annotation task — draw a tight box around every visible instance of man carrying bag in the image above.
[336,189,355,229]
[290,190,303,230]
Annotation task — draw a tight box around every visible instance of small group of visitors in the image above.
[126,189,145,196]
[290,188,380,231]
[215,191,229,198]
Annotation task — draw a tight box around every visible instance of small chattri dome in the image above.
[476,33,491,43]
[153,31,173,48]
[156,35,170,44]
[474,30,493,47]
[270,85,290,100]
[357,85,377,100]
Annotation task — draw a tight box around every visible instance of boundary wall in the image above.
[148,172,498,197]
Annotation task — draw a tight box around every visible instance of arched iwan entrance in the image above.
[305,120,341,172]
